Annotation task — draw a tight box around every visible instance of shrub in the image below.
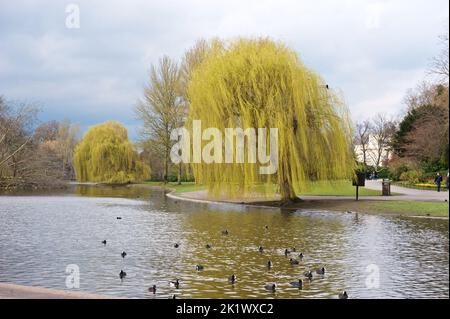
[399,169,423,184]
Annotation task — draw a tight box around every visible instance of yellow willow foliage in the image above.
[186,38,355,200]
[73,121,150,183]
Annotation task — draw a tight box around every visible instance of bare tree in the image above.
[55,120,80,179]
[353,120,372,165]
[428,32,449,83]
[0,98,38,171]
[34,120,59,143]
[403,81,437,111]
[369,113,396,170]
[135,56,184,183]
[1,97,80,189]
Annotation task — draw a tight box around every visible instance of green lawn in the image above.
[298,180,381,196]
[140,181,206,193]
[140,180,382,196]
[367,201,449,217]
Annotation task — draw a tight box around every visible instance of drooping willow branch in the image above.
[73,121,150,183]
[185,38,355,200]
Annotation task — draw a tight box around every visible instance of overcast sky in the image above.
[0,0,448,139]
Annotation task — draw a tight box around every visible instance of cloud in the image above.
[0,0,448,139]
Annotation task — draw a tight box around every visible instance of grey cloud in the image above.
[0,0,448,139]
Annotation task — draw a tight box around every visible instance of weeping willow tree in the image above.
[74,121,150,183]
[186,38,354,201]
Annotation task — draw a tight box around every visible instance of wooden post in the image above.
[356,185,359,201]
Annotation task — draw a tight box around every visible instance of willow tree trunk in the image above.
[280,176,297,202]
[279,152,297,202]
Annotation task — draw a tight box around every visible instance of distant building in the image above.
[354,135,391,167]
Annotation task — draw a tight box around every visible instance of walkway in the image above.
[363,180,449,202]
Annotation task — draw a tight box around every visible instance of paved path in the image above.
[0,282,117,299]
[363,180,449,202]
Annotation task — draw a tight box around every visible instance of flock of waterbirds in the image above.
[103,217,349,299]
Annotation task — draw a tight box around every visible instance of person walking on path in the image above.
[434,173,443,192]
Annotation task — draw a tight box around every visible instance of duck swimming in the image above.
[196,265,204,271]
[267,260,273,269]
[290,279,303,289]
[148,285,157,294]
[205,244,212,249]
[101,240,107,245]
[316,267,325,275]
[221,230,229,235]
[121,251,127,258]
[174,243,179,248]
[228,274,236,284]
[289,258,300,265]
[284,249,291,256]
[170,279,180,289]
[304,271,313,280]
[298,253,304,259]
[119,270,126,279]
[264,283,276,291]
[338,291,348,299]
[258,246,264,253]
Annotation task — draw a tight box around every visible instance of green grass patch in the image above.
[299,180,381,196]
[140,181,206,193]
[141,180,383,196]
[367,201,449,217]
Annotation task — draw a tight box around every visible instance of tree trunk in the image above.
[279,175,299,204]
[164,152,168,184]
[362,146,367,165]
[177,163,182,185]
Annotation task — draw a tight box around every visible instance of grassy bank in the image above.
[241,198,449,217]
[366,201,449,217]
[299,181,381,196]
[141,181,205,193]
[139,181,448,217]
[140,180,382,196]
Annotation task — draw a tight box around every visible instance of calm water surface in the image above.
[0,185,448,299]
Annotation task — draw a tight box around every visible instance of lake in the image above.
[0,185,448,299]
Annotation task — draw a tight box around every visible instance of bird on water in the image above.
[338,291,348,299]
[290,279,303,289]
